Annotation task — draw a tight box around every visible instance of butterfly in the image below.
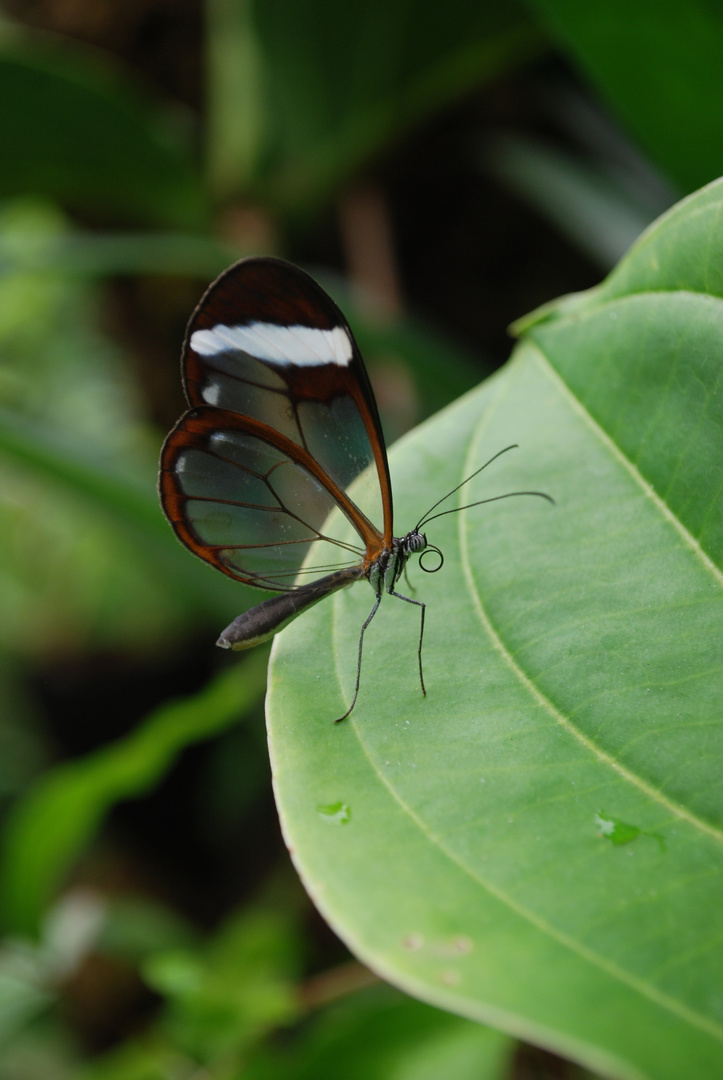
[159,257,551,721]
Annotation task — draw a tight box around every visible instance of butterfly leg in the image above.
[335,589,384,723]
[389,589,427,698]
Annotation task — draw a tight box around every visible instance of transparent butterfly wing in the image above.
[160,406,370,590]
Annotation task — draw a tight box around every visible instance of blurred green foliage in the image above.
[0,1,720,1078]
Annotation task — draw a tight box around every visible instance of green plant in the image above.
[1,3,722,1078]
[269,179,723,1079]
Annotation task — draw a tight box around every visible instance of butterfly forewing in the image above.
[180,259,391,537]
[159,258,394,593]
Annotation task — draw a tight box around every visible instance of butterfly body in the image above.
[159,256,430,719]
[159,257,551,720]
[216,564,365,650]
[215,524,428,655]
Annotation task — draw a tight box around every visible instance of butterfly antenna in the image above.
[416,444,524,530]
[421,489,554,528]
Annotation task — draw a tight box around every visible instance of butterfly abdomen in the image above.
[217,565,366,650]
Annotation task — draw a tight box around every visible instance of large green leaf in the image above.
[267,178,723,1078]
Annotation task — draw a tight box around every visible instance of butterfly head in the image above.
[397,529,444,577]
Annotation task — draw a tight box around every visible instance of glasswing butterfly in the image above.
[159,257,551,721]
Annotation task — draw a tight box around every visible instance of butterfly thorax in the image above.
[368,529,427,597]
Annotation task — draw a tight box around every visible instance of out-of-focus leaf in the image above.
[0,28,206,227]
[244,985,513,1080]
[0,230,239,279]
[545,87,677,215]
[0,201,254,649]
[486,134,656,269]
[0,972,51,1047]
[0,195,236,279]
[0,657,268,936]
[0,662,47,803]
[528,0,723,193]
[79,1040,184,1080]
[216,0,542,214]
[206,0,267,197]
[0,414,244,654]
[144,908,300,1062]
[268,179,723,1078]
[97,897,198,963]
[1,1019,81,1080]
[0,410,161,538]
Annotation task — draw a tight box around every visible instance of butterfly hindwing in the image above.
[162,406,375,589]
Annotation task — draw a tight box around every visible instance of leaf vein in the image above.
[530,345,723,586]
[351,721,723,1045]
[455,349,723,847]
